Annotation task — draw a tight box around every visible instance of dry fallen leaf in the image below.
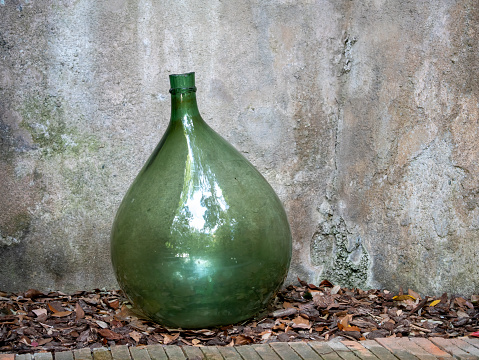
[408,289,421,300]
[283,301,294,309]
[457,310,469,318]
[313,293,334,308]
[98,328,123,340]
[428,299,441,307]
[343,325,362,332]
[338,314,353,330]
[75,303,85,320]
[297,277,308,287]
[233,334,254,345]
[48,302,65,313]
[108,299,120,310]
[163,333,180,345]
[95,320,109,328]
[319,279,334,287]
[129,331,143,343]
[51,311,72,317]
[194,329,215,336]
[19,336,31,346]
[260,331,272,341]
[331,285,341,295]
[32,308,47,317]
[24,289,45,299]
[114,304,136,321]
[37,338,53,345]
[292,315,311,329]
[455,297,468,308]
[393,295,416,301]
[272,307,297,318]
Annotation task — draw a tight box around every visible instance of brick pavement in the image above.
[1,337,478,360]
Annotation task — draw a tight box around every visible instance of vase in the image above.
[110,72,292,329]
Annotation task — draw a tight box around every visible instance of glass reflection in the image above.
[173,253,213,282]
[169,113,233,280]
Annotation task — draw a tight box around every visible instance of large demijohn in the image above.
[111,72,292,328]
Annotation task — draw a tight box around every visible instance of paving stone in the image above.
[199,346,224,360]
[327,340,362,360]
[92,348,112,360]
[110,345,132,360]
[375,337,420,360]
[55,351,74,360]
[450,338,479,357]
[74,348,93,360]
[341,340,379,359]
[462,337,479,350]
[182,346,204,360]
[235,345,262,360]
[163,346,186,360]
[7,338,479,360]
[145,345,167,360]
[409,338,452,358]
[33,353,53,360]
[15,354,32,360]
[430,337,477,360]
[129,347,150,360]
[286,342,322,360]
[395,338,438,360]
[360,340,398,360]
[251,344,282,360]
[269,342,302,360]
[0,355,14,360]
[216,346,242,360]
[308,342,343,360]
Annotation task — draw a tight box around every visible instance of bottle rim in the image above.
[170,72,195,77]
[169,72,196,94]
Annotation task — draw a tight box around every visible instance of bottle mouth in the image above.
[170,72,195,77]
[169,72,197,94]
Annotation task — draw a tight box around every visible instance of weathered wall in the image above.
[0,0,477,295]
[333,0,479,295]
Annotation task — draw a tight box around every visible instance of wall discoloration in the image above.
[0,161,37,245]
[311,202,370,288]
[335,0,479,294]
[0,0,478,295]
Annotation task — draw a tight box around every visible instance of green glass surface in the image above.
[110,72,292,329]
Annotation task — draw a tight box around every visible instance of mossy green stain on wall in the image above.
[16,94,105,221]
[311,215,370,289]
[20,95,74,154]
[0,211,31,246]
[19,95,101,156]
[324,231,370,288]
[8,212,31,235]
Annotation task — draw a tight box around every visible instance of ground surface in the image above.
[3,337,479,360]
[1,281,478,354]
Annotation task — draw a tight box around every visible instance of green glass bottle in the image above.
[111,72,292,329]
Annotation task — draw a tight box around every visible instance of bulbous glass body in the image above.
[111,72,292,329]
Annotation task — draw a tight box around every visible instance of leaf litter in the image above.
[0,280,478,354]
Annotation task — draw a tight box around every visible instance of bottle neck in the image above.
[170,90,201,122]
[169,72,201,123]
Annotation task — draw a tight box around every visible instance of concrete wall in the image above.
[1,0,478,295]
